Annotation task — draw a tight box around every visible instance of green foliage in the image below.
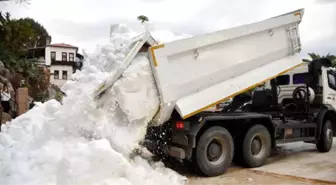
[55,91,64,102]
[303,52,336,66]
[0,12,50,57]
[47,84,64,103]
[0,11,50,100]
[34,85,65,103]
[34,91,49,102]
[137,15,149,23]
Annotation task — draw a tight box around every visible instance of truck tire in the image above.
[195,126,234,177]
[316,120,333,152]
[241,124,271,168]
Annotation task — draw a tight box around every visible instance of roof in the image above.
[47,43,78,49]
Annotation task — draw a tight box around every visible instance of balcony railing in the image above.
[51,60,77,67]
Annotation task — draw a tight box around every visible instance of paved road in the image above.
[252,138,336,183]
[188,167,334,185]
[186,138,336,185]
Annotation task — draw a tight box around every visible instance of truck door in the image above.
[322,68,336,107]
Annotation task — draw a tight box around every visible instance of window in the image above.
[327,70,336,90]
[54,70,59,79]
[69,53,74,61]
[293,73,309,84]
[51,51,56,61]
[275,75,290,85]
[328,74,335,85]
[62,52,67,61]
[62,71,68,80]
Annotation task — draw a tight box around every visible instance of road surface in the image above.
[183,138,336,185]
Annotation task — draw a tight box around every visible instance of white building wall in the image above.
[45,46,77,66]
[50,65,73,87]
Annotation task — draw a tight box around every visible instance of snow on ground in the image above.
[0,24,187,185]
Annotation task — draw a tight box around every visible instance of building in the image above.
[46,43,78,87]
[27,39,84,88]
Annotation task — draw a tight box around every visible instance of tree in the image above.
[303,52,336,66]
[21,18,50,47]
[302,53,321,62]
[137,15,149,23]
[0,12,50,102]
[0,12,51,56]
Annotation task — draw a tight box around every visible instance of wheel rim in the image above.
[326,128,333,143]
[206,138,227,165]
[250,134,266,158]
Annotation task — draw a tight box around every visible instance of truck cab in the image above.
[264,60,336,112]
[265,63,310,105]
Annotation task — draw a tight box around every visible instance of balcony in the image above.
[50,60,78,73]
[50,60,77,67]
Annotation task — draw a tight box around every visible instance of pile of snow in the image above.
[0,24,187,185]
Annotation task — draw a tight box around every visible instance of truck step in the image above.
[276,137,315,144]
[277,123,316,129]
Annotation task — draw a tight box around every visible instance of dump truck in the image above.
[96,8,335,177]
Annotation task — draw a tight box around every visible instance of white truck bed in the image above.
[149,9,305,124]
[95,9,305,125]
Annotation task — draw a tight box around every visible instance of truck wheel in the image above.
[316,120,333,152]
[196,126,234,177]
[241,124,271,168]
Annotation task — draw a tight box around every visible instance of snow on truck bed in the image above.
[0,24,187,185]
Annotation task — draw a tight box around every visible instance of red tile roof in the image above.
[47,43,78,49]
